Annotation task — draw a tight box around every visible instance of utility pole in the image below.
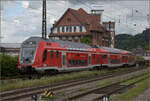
[42,0,47,39]
[148,0,150,28]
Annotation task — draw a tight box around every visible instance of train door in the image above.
[108,54,110,65]
[62,52,66,70]
[89,53,91,65]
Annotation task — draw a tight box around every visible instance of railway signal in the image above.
[31,94,38,101]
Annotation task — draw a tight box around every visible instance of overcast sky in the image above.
[1,0,150,43]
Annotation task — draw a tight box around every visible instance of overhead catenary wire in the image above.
[75,0,149,32]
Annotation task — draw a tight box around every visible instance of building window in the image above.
[66,26,69,32]
[74,36,78,40]
[62,26,64,32]
[62,37,66,40]
[74,26,76,32]
[57,27,60,33]
[53,27,57,33]
[59,26,62,33]
[68,36,72,40]
[80,26,82,32]
[69,26,72,32]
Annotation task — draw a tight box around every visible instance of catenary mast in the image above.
[42,0,47,39]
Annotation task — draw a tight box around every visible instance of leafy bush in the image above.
[136,56,144,63]
[0,54,20,77]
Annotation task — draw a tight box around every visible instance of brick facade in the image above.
[49,8,113,47]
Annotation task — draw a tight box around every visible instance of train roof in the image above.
[23,37,91,49]
[99,46,131,54]
[23,37,131,54]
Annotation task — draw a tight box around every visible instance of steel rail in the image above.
[93,75,150,101]
[0,67,147,101]
[63,70,150,101]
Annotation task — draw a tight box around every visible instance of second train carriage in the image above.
[18,37,136,74]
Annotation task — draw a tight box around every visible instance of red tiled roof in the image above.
[68,8,106,32]
[53,8,107,33]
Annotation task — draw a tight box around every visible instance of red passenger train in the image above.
[18,37,136,74]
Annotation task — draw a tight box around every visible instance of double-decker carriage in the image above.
[18,37,136,75]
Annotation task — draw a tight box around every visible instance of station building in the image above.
[49,8,115,47]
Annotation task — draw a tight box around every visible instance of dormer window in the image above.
[74,26,76,32]
[62,26,64,32]
[69,26,72,32]
[80,26,82,32]
[66,26,69,32]
[57,27,60,33]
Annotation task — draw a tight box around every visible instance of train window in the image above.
[68,59,88,67]
[72,60,75,65]
[102,55,107,59]
[56,51,59,58]
[51,50,54,58]
[43,50,47,62]
[68,60,72,66]
[111,59,120,64]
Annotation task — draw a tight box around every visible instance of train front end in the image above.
[18,38,38,75]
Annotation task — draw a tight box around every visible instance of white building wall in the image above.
[60,26,62,33]
[53,27,57,33]
[76,26,79,32]
[82,26,86,32]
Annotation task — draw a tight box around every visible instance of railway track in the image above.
[63,71,150,101]
[0,67,148,101]
[93,75,150,101]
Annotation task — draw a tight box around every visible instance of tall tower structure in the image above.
[42,0,47,39]
[91,9,104,24]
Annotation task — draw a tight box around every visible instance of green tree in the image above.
[115,28,150,50]
[81,36,92,45]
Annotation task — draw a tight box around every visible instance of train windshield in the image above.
[21,47,36,63]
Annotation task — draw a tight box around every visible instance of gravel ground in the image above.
[16,67,150,101]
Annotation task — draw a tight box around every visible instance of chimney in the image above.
[91,9,104,24]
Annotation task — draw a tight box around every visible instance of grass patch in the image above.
[97,79,114,87]
[79,87,88,91]
[116,78,150,101]
[0,67,142,92]
[121,73,150,85]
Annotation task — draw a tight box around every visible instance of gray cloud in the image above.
[1,0,149,43]
[28,1,42,9]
